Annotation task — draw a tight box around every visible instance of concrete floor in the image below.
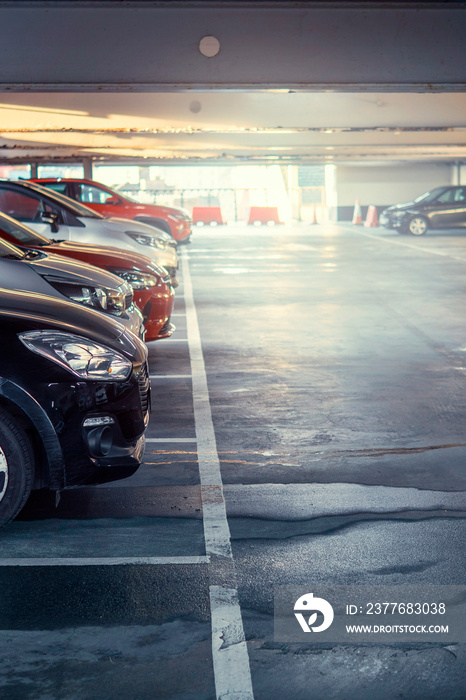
[0,223,465,699]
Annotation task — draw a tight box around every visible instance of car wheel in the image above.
[0,409,34,527]
[407,216,428,236]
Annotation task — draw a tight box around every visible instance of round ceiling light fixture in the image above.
[199,36,221,58]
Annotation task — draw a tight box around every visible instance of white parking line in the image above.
[182,251,254,700]
[145,437,197,443]
[0,556,210,566]
[149,374,192,379]
[354,227,466,262]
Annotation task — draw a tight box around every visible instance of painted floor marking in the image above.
[354,227,466,262]
[182,250,254,700]
[145,437,197,443]
[149,374,192,379]
[0,556,210,567]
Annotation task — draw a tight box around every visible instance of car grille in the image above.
[137,362,151,415]
[124,292,133,310]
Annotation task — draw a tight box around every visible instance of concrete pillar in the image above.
[82,158,93,180]
[30,162,38,178]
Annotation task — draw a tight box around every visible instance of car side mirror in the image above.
[105,196,120,205]
[41,211,59,233]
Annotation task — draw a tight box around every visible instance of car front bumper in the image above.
[134,283,175,341]
[32,362,150,489]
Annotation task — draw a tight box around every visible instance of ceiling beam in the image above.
[1,2,466,92]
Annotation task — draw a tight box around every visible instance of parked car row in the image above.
[0,211,175,342]
[30,177,192,244]
[0,178,191,527]
[0,180,180,281]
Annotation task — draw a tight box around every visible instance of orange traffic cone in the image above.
[364,205,379,228]
[310,205,318,224]
[352,199,362,225]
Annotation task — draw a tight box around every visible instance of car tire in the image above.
[134,217,172,236]
[406,216,429,236]
[0,408,34,527]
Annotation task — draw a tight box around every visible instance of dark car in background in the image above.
[0,287,150,527]
[0,211,175,342]
[380,185,466,235]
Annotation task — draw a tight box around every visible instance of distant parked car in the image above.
[0,236,144,339]
[31,178,192,243]
[380,185,466,235]
[0,211,175,342]
[0,180,178,281]
[0,286,150,526]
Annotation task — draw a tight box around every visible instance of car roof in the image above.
[0,179,103,219]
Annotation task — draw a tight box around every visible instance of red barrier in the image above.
[248,206,281,225]
[192,206,224,225]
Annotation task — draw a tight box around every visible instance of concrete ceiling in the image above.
[1,2,466,167]
[1,91,466,166]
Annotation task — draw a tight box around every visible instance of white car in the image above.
[0,180,178,281]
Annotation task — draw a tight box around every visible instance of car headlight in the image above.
[105,287,131,316]
[44,280,129,317]
[108,269,160,290]
[126,232,167,249]
[169,211,191,222]
[18,330,132,381]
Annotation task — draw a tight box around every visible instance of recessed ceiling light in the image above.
[199,36,220,58]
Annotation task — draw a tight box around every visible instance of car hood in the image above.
[85,216,172,241]
[24,250,132,292]
[46,239,162,274]
[384,200,424,213]
[131,202,189,220]
[0,287,145,360]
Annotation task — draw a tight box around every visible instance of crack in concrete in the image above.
[229,513,465,541]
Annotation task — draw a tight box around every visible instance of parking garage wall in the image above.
[336,164,453,221]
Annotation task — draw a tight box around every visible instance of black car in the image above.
[0,287,150,527]
[380,185,466,235]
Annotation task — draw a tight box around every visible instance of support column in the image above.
[30,162,38,178]
[82,158,93,180]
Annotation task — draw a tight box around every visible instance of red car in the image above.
[31,178,192,243]
[0,211,175,342]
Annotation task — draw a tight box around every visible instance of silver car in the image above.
[0,237,145,338]
[0,180,178,281]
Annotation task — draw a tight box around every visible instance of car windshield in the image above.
[19,181,104,219]
[0,211,51,246]
[114,189,137,203]
[413,187,449,204]
[0,237,26,260]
